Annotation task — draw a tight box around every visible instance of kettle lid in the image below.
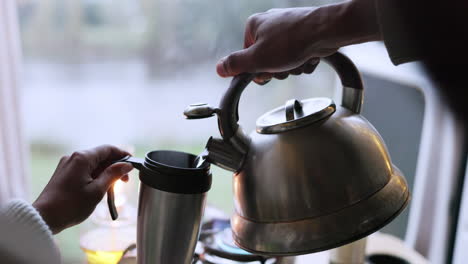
[256,97,336,134]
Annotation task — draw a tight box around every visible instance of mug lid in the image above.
[256,97,336,134]
[140,150,212,194]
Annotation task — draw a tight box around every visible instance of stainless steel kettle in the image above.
[185,51,409,256]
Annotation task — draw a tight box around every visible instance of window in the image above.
[15,0,440,263]
[17,0,339,262]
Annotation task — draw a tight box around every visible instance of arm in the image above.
[216,0,382,83]
[217,0,468,120]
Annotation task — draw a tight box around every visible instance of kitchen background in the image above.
[16,0,424,263]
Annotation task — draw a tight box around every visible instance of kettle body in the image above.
[235,107,392,222]
[231,106,408,255]
[184,52,409,256]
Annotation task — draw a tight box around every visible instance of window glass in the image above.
[17,0,339,262]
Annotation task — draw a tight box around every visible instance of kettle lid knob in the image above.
[256,97,336,134]
[285,99,304,121]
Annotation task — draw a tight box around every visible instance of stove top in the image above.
[195,218,294,264]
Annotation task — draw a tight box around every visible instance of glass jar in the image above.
[80,179,137,264]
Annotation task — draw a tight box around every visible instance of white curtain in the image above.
[0,1,29,204]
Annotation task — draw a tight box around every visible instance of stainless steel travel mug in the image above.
[137,183,206,264]
[107,150,212,264]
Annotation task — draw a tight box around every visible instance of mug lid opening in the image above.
[145,150,209,172]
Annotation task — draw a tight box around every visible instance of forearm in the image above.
[316,0,382,49]
[33,198,66,234]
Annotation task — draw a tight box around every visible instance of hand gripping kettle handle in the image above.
[107,156,143,220]
[217,51,364,140]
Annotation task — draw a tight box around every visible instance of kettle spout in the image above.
[205,137,245,172]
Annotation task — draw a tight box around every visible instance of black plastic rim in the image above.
[138,150,212,194]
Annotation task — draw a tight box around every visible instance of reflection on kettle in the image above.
[185,51,409,256]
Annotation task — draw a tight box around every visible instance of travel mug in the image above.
[107,150,212,264]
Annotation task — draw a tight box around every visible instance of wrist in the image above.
[316,0,382,49]
[33,200,61,234]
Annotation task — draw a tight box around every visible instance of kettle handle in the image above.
[217,51,364,140]
[106,156,143,220]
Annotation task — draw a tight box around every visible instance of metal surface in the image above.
[197,218,295,264]
[285,99,303,121]
[187,51,409,256]
[206,128,251,172]
[108,151,211,264]
[206,137,245,172]
[231,167,409,255]
[205,52,364,171]
[217,51,363,143]
[137,183,207,264]
[329,238,367,264]
[342,87,363,114]
[233,107,393,221]
[230,108,409,254]
[256,98,336,134]
[184,103,218,119]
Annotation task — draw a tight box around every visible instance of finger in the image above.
[121,174,129,182]
[56,155,70,170]
[273,72,290,80]
[289,67,304,75]
[303,58,320,74]
[266,8,281,13]
[94,162,134,192]
[254,78,272,85]
[254,73,273,85]
[216,46,256,77]
[83,145,130,170]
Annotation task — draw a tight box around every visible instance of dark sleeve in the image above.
[375,0,468,121]
[375,0,423,65]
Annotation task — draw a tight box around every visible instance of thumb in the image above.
[95,162,134,192]
[216,47,256,77]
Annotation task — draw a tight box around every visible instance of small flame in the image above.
[113,179,125,195]
[113,179,127,207]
